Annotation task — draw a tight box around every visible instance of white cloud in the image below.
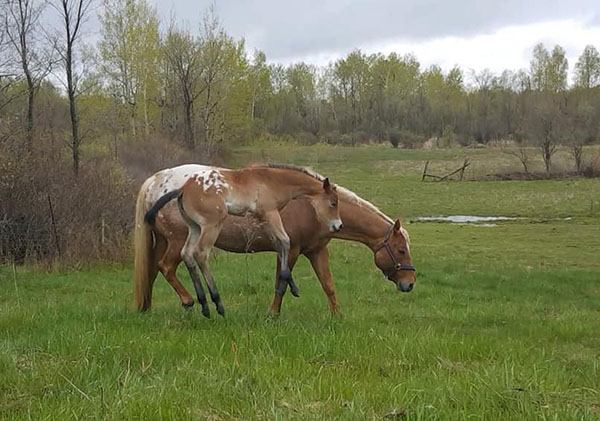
[274,18,600,81]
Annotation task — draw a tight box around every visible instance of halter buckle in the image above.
[374,224,416,275]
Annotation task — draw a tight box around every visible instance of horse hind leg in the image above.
[158,241,195,309]
[269,247,300,315]
[262,210,300,298]
[194,222,226,317]
[181,223,211,318]
[180,189,228,317]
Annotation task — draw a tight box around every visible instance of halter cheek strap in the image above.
[373,224,416,277]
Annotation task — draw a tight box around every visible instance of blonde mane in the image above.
[337,186,410,243]
[251,164,326,182]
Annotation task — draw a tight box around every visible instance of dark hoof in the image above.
[216,302,225,317]
[201,306,211,318]
[288,278,300,297]
[182,300,194,309]
[266,310,280,319]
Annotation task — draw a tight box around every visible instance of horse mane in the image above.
[337,187,393,224]
[251,163,326,182]
[336,186,410,243]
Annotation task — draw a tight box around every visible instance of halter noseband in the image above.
[373,224,416,278]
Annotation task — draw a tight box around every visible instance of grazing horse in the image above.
[135,164,341,317]
[134,167,415,315]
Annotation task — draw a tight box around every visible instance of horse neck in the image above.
[333,199,391,249]
[262,169,323,199]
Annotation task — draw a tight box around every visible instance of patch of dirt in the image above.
[481,170,600,181]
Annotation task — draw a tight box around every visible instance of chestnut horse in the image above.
[135,164,341,317]
[134,165,415,315]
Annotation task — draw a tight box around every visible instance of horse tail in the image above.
[134,178,158,312]
[144,189,181,225]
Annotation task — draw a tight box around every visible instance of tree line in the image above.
[1,0,600,174]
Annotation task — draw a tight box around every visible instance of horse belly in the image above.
[216,215,273,253]
[224,193,256,216]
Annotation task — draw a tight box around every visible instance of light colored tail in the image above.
[134,178,154,311]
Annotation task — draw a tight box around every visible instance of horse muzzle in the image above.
[396,281,414,293]
[329,220,343,232]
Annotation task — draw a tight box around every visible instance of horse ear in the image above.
[393,218,402,233]
[323,177,331,192]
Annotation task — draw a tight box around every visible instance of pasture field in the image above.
[1,145,600,420]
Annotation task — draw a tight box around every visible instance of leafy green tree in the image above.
[99,0,160,137]
[547,45,568,92]
[330,50,372,136]
[530,43,568,92]
[574,45,600,89]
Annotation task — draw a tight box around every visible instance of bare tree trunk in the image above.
[541,138,555,174]
[26,73,34,146]
[183,97,194,148]
[571,144,583,173]
[66,46,80,174]
[129,103,136,137]
[143,85,149,137]
[56,0,91,176]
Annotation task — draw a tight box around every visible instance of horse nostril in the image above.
[407,283,414,292]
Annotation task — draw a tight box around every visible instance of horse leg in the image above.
[181,222,211,318]
[261,210,299,297]
[158,242,194,309]
[146,232,167,303]
[269,247,300,315]
[193,223,226,317]
[306,247,340,314]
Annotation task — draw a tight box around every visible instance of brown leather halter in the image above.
[373,224,416,279]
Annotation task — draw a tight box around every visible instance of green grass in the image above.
[1,144,600,419]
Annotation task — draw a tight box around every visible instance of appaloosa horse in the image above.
[134,164,415,315]
[135,164,341,317]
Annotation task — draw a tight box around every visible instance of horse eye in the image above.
[398,249,406,255]
[330,201,337,207]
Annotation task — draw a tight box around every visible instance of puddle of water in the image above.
[414,215,572,225]
[416,215,519,223]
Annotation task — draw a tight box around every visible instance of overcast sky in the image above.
[155,1,600,79]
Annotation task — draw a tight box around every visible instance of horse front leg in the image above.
[262,210,299,297]
[306,246,340,314]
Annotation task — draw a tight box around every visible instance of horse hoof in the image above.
[216,302,225,317]
[182,301,194,309]
[201,307,211,318]
[288,279,300,297]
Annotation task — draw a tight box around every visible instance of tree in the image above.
[547,45,568,92]
[574,45,600,89]
[330,50,372,136]
[196,8,249,154]
[3,0,54,146]
[530,43,550,91]
[162,26,202,147]
[99,0,160,137]
[52,0,93,174]
[530,43,568,92]
[248,50,271,122]
[526,93,564,173]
